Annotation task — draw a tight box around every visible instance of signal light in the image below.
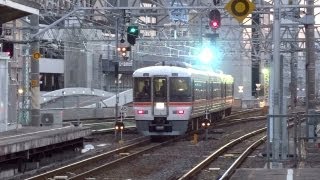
[127,25,139,46]
[127,25,139,36]
[117,46,131,57]
[127,34,136,46]
[201,119,211,129]
[209,9,221,29]
[114,121,125,131]
[2,42,14,58]
[210,20,219,29]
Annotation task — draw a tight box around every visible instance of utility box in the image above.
[40,110,63,127]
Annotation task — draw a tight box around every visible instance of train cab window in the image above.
[153,78,167,101]
[134,77,151,102]
[169,77,191,102]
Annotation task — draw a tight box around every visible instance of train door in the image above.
[152,77,168,116]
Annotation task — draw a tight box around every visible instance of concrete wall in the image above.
[0,54,9,132]
[41,107,134,121]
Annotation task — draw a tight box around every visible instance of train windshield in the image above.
[169,77,191,102]
[153,77,167,102]
[134,77,151,102]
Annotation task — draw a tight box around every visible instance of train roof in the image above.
[133,65,192,77]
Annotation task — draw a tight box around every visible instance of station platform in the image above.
[231,125,320,180]
[0,126,91,159]
[231,168,320,180]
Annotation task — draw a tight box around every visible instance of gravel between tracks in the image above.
[90,120,267,180]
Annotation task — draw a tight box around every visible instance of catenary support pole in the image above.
[305,0,316,142]
[30,14,40,126]
[271,0,282,162]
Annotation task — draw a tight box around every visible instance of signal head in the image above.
[209,9,221,29]
[127,25,139,36]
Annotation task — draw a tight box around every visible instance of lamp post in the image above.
[62,90,65,108]
[17,88,23,130]
[262,68,270,106]
[238,86,244,109]
[256,83,261,99]
[256,83,262,107]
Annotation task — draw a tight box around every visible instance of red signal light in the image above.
[2,42,14,58]
[209,9,221,29]
[210,20,219,29]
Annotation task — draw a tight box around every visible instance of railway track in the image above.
[25,136,152,180]
[178,128,267,180]
[178,116,300,180]
[25,108,266,180]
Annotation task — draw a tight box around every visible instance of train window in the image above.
[213,83,221,99]
[226,84,233,97]
[133,77,151,102]
[153,78,167,101]
[169,77,191,102]
[221,83,226,98]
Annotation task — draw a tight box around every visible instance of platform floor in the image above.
[231,168,320,180]
[0,126,91,156]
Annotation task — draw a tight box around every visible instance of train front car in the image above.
[133,65,192,136]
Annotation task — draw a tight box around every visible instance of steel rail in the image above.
[25,137,150,180]
[178,127,267,180]
[219,118,298,179]
[68,137,180,180]
[219,136,267,180]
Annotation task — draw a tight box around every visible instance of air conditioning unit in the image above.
[41,113,54,126]
[40,111,63,127]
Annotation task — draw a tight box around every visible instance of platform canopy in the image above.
[0,0,39,24]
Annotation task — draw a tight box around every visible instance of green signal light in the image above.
[127,26,139,36]
[129,28,137,33]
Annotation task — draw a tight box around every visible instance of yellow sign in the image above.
[31,80,39,87]
[33,52,41,60]
[225,0,255,23]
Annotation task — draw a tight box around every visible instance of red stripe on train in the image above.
[133,102,192,106]
[168,102,192,106]
[133,102,152,106]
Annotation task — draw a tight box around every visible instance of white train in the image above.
[132,62,234,136]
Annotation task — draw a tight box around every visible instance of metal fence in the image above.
[40,106,134,126]
[266,111,320,168]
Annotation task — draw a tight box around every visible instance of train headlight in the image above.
[155,102,165,109]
